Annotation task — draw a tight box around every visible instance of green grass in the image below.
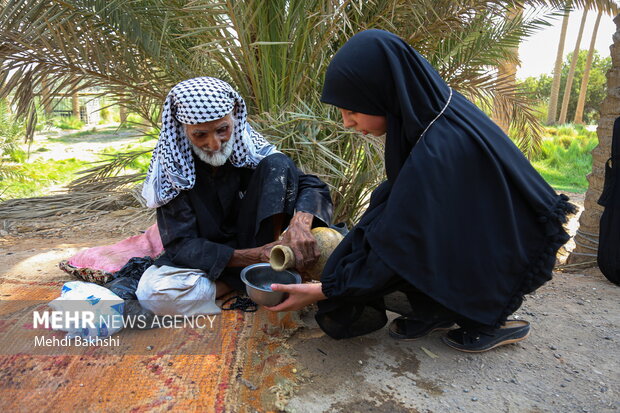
[0,158,90,199]
[531,125,598,193]
[47,126,136,143]
[51,116,85,130]
[0,125,154,200]
[98,142,155,174]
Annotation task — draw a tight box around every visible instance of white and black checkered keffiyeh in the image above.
[142,77,280,208]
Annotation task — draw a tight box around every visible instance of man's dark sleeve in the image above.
[294,172,333,226]
[155,192,234,281]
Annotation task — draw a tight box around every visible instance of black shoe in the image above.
[441,320,530,353]
[388,315,456,340]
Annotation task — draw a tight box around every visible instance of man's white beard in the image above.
[190,139,234,167]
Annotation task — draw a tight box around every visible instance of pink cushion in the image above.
[66,224,164,273]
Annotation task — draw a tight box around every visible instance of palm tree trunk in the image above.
[41,78,52,117]
[574,9,603,124]
[568,14,620,265]
[119,105,128,124]
[548,5,571,125]
[558,9,589,124]
[492,6,523,133]
[72,92,80,119]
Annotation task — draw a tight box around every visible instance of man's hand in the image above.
[229,240,279,267]
[280,211,319,271]
[259,239,281,262]
[264,282,327,312]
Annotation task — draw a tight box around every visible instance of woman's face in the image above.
[339,109,387,136]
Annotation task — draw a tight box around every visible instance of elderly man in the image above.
[137,77,333,315]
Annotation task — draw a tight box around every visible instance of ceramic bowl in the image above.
[240,263,301,306]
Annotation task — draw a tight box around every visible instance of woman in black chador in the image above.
[268,29,575,352]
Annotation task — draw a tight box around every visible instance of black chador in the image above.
[317,30,575,339]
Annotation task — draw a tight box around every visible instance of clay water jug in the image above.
[269,227,344,281]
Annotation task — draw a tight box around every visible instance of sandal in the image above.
[388,315,456,340]
[441,320,530,352]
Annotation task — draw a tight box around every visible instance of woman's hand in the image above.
[264,282,327,312]
[280,211,320,270]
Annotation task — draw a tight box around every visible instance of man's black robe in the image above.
[154,153,333,290]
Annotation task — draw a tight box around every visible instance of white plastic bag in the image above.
[48,281,125,340]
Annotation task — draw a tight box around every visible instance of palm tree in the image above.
[558,9,589,124]
[547,4,571,125]
[568,13,620,265]
[574,9,603,124]
[492,5,523,134]
[546,0,617,125]
[0,99,26,189]
[71,92,79,119]
[40,78,52,117]
[0,0,617,221]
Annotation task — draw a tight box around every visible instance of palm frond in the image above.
[0,0,201,140]
[2,0,606,216]
[0,190,142,219]
[251,102,384,224]
[524,0,618,16]
[67,150,151,187]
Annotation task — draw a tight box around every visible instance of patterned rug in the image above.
[0,280,302,412]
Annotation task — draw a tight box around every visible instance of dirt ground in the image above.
[28,125,144,163]
[0,192,618,412]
